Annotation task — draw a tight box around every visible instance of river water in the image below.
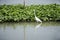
[0,22,60,40]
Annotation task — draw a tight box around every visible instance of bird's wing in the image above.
[35,17,42,22]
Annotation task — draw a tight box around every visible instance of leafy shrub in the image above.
[0,4,60,22]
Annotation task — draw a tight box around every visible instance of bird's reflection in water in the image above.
[35,23,42,29]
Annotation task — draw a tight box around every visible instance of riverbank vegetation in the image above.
[0,4,60,22]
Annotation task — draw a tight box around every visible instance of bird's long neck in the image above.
[34,10,36,17]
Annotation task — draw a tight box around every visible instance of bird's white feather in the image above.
[33,9,42,22]
[35,16,42,22]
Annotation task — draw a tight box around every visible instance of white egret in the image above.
[33,10,42,22]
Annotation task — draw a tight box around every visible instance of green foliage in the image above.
[0,4,60,22]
